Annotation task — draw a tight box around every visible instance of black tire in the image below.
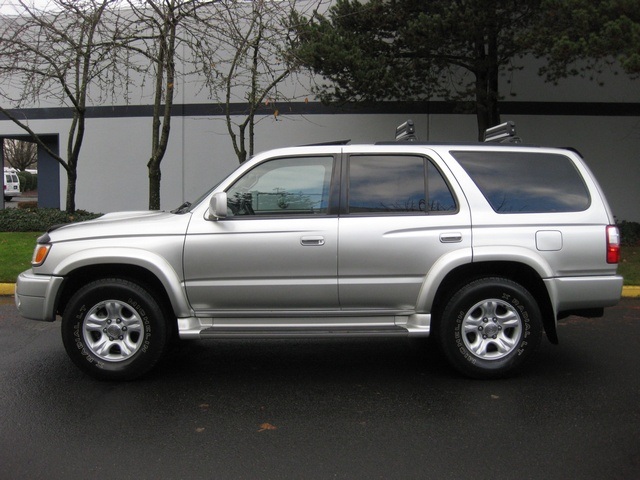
[437,277,542,379]
[61,278,170,381]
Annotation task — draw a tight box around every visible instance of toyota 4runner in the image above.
[15,121,623,380]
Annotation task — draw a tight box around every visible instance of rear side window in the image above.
[451,151,590,213]
[347,155,456,214]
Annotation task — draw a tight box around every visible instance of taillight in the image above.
[606,225,620,264]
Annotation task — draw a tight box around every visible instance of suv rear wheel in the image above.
[61,278,169,380]
[437,277,542,379]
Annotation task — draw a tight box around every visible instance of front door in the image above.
[184,155,338,314]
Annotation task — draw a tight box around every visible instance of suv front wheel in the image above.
[437,277,542,379]
[61,278,170,380]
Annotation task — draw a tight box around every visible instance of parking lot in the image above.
[2,193,36,208]
[1,296,639,479]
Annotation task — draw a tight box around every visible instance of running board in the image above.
[197,325,409,339]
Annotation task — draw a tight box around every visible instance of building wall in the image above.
[0,35,638,221]
[1,107,639,221]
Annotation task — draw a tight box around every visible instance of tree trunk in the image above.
[148,161,161,210]
[474,33,501,141]
[65,170,77,213]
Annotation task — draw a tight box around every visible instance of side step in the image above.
[198,325,409,339]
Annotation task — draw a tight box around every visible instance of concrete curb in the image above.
[623,286,640,298]
[0,283,15,296]
[2,283,640,298]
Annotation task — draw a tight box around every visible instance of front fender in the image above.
[52,247,192,318]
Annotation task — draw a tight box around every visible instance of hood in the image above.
[46,210,191,243]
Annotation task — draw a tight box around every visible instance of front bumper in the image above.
[14,270,63,322]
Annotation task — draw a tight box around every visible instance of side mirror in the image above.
[207,192,227,220]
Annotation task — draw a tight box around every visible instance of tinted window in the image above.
[428,162,457,212]
[226,156,333,216]
[348,155,456,214]
[451,151,590,213]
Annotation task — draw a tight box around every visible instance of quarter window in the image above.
[452,151,591,213]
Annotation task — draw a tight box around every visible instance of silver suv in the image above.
[15,122,623,380]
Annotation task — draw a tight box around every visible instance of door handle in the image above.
[439,232,462,243]
[301,236,325,246]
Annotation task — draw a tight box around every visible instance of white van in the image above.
[3,167,21,201]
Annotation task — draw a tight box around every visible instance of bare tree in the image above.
[3,139,37,171]
[0,0,120,212]
[113,0,218,210]
[208,0,326,164]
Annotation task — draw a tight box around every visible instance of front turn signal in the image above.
[32,244,51,266]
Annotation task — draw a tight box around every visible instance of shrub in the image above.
[17,172,27,192]
[18,201,38,210]
[0,208,102,232]
[618,220,640,247]
[14,171,37,192]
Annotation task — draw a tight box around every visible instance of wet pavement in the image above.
[1,298,639,479]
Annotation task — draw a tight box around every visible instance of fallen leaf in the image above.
[258,423,277,432]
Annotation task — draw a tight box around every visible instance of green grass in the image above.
[0,232,40,283]
[0,232,638,285]
[619,246,640,286]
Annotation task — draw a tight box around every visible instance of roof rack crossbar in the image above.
[395,120,417,142]
[484,121,521,143]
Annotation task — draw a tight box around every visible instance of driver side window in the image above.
[226,156,334,216]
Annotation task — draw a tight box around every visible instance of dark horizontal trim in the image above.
[2,101,639,121]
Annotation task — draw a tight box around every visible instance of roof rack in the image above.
[484,121,521,143]
[395,120,417,142]
[300,139,351,147]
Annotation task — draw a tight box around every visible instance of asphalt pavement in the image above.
[1,297,639,480]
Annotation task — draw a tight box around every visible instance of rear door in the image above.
[338,149,472,311]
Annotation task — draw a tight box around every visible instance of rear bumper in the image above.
[545,275,624,317]
[14,270,63,322]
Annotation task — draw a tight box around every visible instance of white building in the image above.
[0,9,638,221]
